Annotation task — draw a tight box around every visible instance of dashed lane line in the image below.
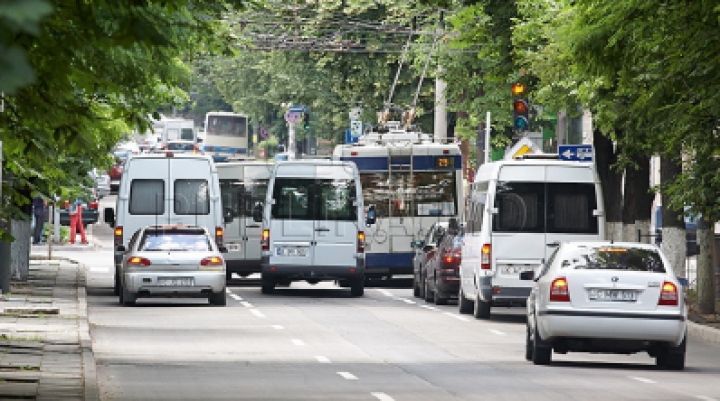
[489,329,505,335]
[229,294,242,301]
[444,312,470,322]
[241,301,254,308]
[629,376,656,384]
[315,356,331,363]
[250,309,266,318]
[419,305,439,311]
[337,372,358,380]
[371,393,395,401]
[292,339,305,346]
[402,299,416,304]
[377,289,393,297]
[272,325,284,330]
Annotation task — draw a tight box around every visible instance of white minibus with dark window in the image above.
[255,160,375,297]
[458,155,606,319]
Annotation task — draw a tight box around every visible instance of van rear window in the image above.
[130,179,165,215]
[271,178,357,221]
[174,179,210,215]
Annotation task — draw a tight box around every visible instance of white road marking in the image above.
[272,325,284,330]
[629,376,656,384]
[292,339,305,346]
[489,329,505,335]
[241,301,253,308]
[695,396,718,401]
[315,356,331,363]
[337,372,357,380]
[402,299,416,304]
[250,309,266,318]
[444,312,469,322]
[225,288,233,293]
[420,305,439,311]
[229,294,242,301]
[371,393,395,401]
[89,267,109,273]
[377,289,393,297]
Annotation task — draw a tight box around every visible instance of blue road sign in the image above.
[559,144,593,162]
[345,129,359,144]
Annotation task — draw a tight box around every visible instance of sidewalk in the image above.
[0,257,98,400]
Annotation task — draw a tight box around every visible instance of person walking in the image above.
[32,195,46,244]
[68,198,88,245]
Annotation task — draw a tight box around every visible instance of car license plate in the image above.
[588,289,637,302]
[276,247,308,257]
[158,278,194,286]
[226,243,241,252]
[501,266,534,275]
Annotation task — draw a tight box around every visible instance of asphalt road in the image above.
[57,196,720,401]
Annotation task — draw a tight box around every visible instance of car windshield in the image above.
[139,231,212,252]
[167,142,195,151]
[560,245,666,273]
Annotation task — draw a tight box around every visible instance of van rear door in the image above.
[240,164,270,261]
[169,157,213,226]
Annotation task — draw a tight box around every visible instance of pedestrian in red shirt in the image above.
[69,198,88,245]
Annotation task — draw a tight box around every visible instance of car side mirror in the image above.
[104,207,115,227]
[218,246,228,254]
[116,245,126,252]
[519,270,535,281]
[365,205,377,226]
[252,204,263,222]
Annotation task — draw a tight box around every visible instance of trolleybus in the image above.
[333,121,463,280]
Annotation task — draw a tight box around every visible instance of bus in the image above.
[202,111,249,161]
[333,121,463,281]
[216,161,273,281]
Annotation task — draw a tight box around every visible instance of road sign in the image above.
[284,110,301,124]
[559,144,593,162]
[350,120,362,138]
[345,129,359,144]
[259,126,268,139]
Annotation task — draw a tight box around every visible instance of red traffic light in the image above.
[513,99,528,114]
[511,82,526,97]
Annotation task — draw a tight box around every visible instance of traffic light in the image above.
[303,112,310,130]
[511,82,530,131]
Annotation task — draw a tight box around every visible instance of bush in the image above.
[42,224,70,243]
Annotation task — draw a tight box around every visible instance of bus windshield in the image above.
[359,171,457,218]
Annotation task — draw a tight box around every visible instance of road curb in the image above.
[688,321,720,346]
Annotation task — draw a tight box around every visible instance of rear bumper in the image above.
[123,271,225,295]
[538,309,687,345]
[261,256,364,281]
[478,276,532,305]
[435,277,460,295]
[226,259,262,275]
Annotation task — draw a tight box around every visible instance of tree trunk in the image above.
[622,166,637,242]
[10,220,31,281]
[633,155,653,243]
[594,128,622,240]
[660,156,686,278]
[697,218,716,314]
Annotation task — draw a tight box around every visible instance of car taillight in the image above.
[114,226,123,247]
[444,250,461,265]
[261,229,270,251]
[549,277,570,302]
[215,226,224,247]
[658,281,679,306]
[200,256,224,267]
[128,257,151,266]
[481,243,491,270]
[357,231,365,253]
[89,202,98,210]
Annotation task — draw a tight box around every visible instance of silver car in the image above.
[118,225,228,306]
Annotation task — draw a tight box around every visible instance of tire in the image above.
[656,335,686,370]
[113,269,120,296]
[458,287,474,314]
[209,290,227,306]
[532,321,552,365]
[525,325,533,361]
[121,285,136,306]
[261,278,276,294]
[473,290,491,319]
[423,278,434,302]
[350,278,364,297]
[418,273,426,299]
[433,278,448,305]
[412,274,420,298]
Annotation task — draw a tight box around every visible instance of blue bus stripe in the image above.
[340,155,461,171]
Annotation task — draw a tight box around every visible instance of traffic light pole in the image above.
[288,121,296,161]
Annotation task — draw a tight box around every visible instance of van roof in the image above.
[474,158,595,182]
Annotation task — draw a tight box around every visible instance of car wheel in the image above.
[423,277,434,303]
[113,269,120,296]
[473,290,491,319]
[412,273,420,298]
[458,287,474,314]
[350,277,364,297]
[209,290,227,306]
[433,278,447,305]
[532,320,552,365]
[261,278,276,294]
[121,285,136,306]
[418,273,426,299]
[525,325,533,361]
[656,334,686,370]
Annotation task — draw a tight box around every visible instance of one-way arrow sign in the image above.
[558,144,593,162]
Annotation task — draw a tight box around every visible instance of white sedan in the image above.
[523,241,687,370]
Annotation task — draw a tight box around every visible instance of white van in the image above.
[255,160,376,296]
[104,152,227,295]
[458,155,605,318]
[216,161,273,280]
